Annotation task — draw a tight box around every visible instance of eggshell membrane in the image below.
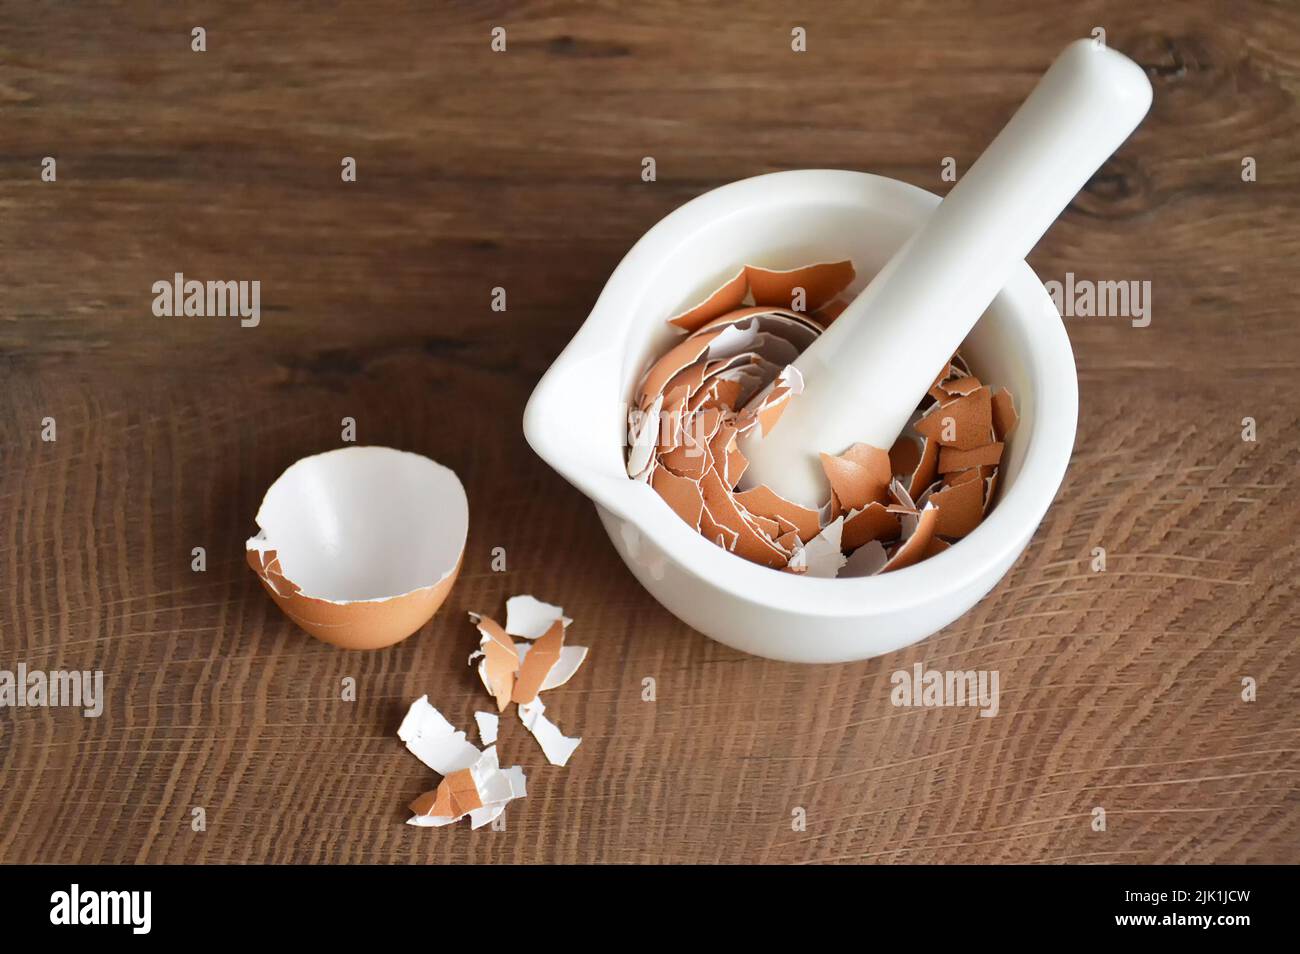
[246,446,468,650]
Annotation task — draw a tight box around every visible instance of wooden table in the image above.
[2,2,1296,864]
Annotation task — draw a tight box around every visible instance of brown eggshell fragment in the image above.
[708,378,745,413]
[889,435,920,483]
[699,467,788,568]
[746,512,782,539]
[889,433,939,500]
[659,433,711,480]
[657,391,689,452]
[813,299,848,326]
[915,387,993,450]
[881,505,940,573]
[928,478,986,539]
[723,434,749,486]
[945,464,996,488]
[667,268,749,332]
[775,529,801,553]
[512,620,564,706]
[474,615,520,712]
[733,485,822,542]
[699,504,740,551]
[841,501,902,551]
[938,441,1004,474]
[923,537,952,559]
[660,364,709,413]
[753,388,794,437]
[637,329,724,405]
[939,374,983,397]
[651,467,706,530]
[820,442,892,512]
[245,447,468,650]
[411,768,483,822]
[245,549,300,599]
[745,261,856,312]
[991,387,1019,442]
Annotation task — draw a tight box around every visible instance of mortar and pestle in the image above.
[525,40,1152,662]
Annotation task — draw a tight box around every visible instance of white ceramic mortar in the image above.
[524,169,1077,662]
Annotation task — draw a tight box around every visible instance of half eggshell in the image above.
[246,446,468,650]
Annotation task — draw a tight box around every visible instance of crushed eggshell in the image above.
[465,596,589,766]
[468,614,520,712]
[407,746,527,830]
[246,446,467,649]
[398,698,526,829]
[629,261,1016,577]
[512,619,563,705]
[520,636,589,695]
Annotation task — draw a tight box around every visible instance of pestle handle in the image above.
[738,39,1153,508]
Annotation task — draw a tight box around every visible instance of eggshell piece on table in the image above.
[246,446,468,650]
[470,615,519,712]
[511,619,564,706]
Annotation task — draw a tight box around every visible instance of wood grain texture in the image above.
[1,0,1297,864]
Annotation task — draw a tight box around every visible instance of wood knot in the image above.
[1128,33,1218,88]
[546,35,631,58]
[1072,156,1152,220]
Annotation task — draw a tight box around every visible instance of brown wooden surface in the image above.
[2,1,1297,864]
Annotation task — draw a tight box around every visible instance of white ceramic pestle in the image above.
[738,39,1153,508]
